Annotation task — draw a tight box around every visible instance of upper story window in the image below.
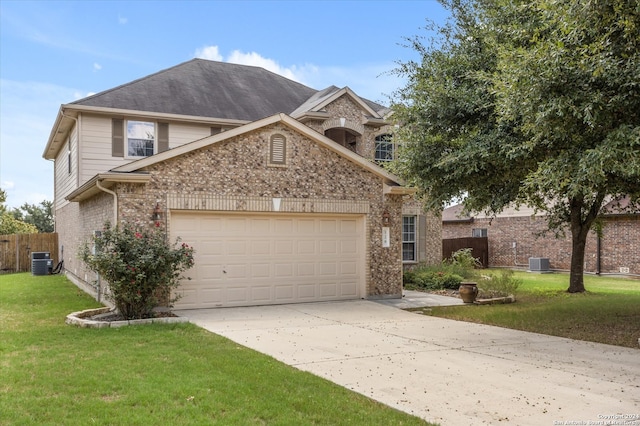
[375,134,394,163]
[127,121,155,157]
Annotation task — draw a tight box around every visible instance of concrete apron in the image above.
[175,300,640,426]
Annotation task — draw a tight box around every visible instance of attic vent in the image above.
[269,134,286,166]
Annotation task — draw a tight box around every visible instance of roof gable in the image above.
[112,113,404,185]
[291,87,385,120]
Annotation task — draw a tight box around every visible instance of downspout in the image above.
[95,179,117,304]
[96,179,118,227]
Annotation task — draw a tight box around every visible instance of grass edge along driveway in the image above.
[0,273,434,426]
[413,270,640,349]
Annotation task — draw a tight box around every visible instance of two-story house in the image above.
[43,58,441,309]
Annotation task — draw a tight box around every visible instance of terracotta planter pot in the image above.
[459,282,478,303]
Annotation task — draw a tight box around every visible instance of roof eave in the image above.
[383,184,416,196]
[66,172,151,202]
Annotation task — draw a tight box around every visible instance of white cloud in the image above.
[192,45,400,104]
[93,62,102,71]
[118,15,128,25]
[226,50,300,81]
[194,45,223,61]
[2,181,16,190]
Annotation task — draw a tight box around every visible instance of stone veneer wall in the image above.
[115,122,404,297]
[443,215,639,275]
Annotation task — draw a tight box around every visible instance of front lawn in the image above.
[412,271,640,348]
[0,273,431,425]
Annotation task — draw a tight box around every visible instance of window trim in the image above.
[375,134,394,163]
[402,215,417,263]
[472,228,488,238]
[125,120,156,159]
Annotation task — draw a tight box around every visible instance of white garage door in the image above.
[171,212,365,309]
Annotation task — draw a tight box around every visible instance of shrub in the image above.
[478,269,521,298]
[80,222,195,319]
[406,269,463,290]
[446,248,482,278]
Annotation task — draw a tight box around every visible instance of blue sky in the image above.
[0,0,448,208]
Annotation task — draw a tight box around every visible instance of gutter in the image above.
[96,179,118,226]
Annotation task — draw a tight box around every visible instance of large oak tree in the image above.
[392,0,640,292]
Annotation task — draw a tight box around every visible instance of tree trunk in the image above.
[567,194,604,293]
[568,225,588,293]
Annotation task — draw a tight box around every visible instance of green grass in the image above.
[0,273,431,426]
[412,271,640,348]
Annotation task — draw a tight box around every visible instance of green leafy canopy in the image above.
[392,0,640,291]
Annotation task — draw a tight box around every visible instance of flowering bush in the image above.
[80,222,195,319]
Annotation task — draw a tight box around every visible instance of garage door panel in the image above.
[275,263,294,277]
[319,240,337,254]
[297,263,315,276]
[172,212,364,309]
[298,284,317,300]
[275,219,294,233]
[319,283,338,297]
[225,264,247,278]
[250,263,270,278]
[275,240,294,255]
[251,286,271,302]
[251,241,271,255]
[340,261,357,275]
[227,287,249,304]
[227,240,247,255]
[340,219,358,233]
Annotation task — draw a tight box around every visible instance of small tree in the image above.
[80,222,195,319]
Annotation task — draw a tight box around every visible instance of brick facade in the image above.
[80,122,408,298]
[56,89,442,304]
[443,214,639,275]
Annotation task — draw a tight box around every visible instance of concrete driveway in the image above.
[175,299,640,425]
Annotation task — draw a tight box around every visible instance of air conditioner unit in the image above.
[529,257,550,272]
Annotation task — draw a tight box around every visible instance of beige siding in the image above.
[79,114,214,184]
[167,122,212,147]
[80,114,131,184]
[54,125,79,210]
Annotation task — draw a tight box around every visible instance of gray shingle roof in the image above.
[72,59,321,121]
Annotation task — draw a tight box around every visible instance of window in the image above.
[127,121,155,157]
[375,134,394,162]
[269,134,286,165]
[472,228,488,238]
[402,216,416,262]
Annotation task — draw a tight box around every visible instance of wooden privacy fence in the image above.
[442,237,489,268]
[0,233,59,274]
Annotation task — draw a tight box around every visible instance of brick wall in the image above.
[443,214,639,275]
[113,122,405,297]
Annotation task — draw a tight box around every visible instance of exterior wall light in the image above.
[382,210,391,226]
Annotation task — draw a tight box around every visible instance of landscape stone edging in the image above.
[65,307,189,328]
[474,295,516,305]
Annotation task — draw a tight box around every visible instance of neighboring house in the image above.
[43,59,441,309]
[442,200,639,275]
